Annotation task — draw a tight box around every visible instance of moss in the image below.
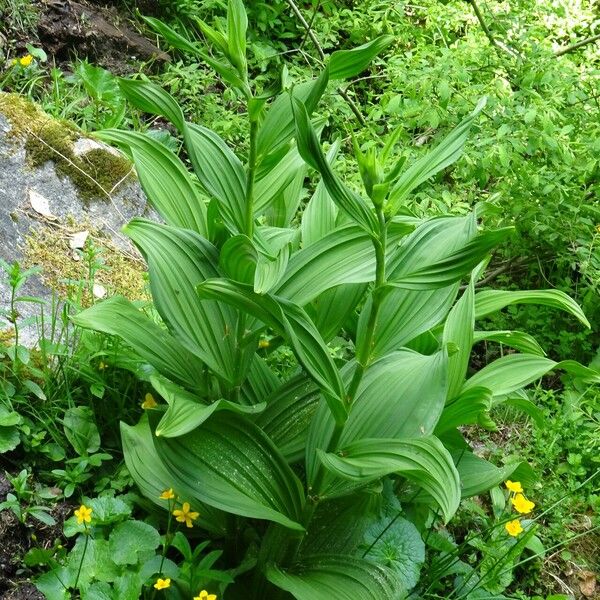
[23,223,149,306]
[0,92,134,202]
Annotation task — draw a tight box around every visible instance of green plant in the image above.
[68,1,600,597]
[0,469,56,526]
[33,493,229,599]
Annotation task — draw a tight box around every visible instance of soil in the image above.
[4,0,169,74]
[0,473,71,600]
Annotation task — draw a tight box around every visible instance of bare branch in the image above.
[554,32,600,57]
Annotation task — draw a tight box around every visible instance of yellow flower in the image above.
[505,519,523,536]
[18,55,33,67]
[505,480,523,494]
[194,591,217,600]
[98,360,107,370]
[153,578,171,590]
[141,393,158,409]
[173,502,199,528]
[258,338,270,349]
[74,504,92,525]
[160,488,175,500]
[511,493,535,514]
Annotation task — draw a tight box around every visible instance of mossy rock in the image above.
[0,92,134,201]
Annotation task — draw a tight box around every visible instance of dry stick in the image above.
[285,0,367,127]
[554,32,600,57]
[466,0,520,60]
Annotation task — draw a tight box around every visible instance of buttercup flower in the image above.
[141,393,158,409]
[505,519,523,536]
[505,480,523,494]
[258,339,270,349]
[160,488,175,500]
[98,360,107,370]
[194,591,217,600]
[173,501,199,528]
[154,578,171,590]
[74,504,92,525]
[511,493,535,514]
[19,55,33,67]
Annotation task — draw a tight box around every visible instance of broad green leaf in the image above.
[388,228,513,290]
[0,425,20,453]
[435,387,492,435]
[318,436,460,522]
[125,219,243,385]
[276,225,375,306]
[96,129,207,236]
[120,416,227,535]
[154,411,305,530]
[301,140,341,247]
[328,35,394,80]
[142,15,248,92]
[360,285,458,359]
[362,516,425,592]
[443,280,475,401]
[267,555,401,600]
[183,123,247,233]
[109,520,160,566]
[504,396,545,428]
[241,355,280,405]
[118,78,184,131]
[472,330,545,356]
[257,375,320,463]
[310,284,367,342]
[292,98,378,234]
[72,296,206,392]
[474,289,590,328]
[63,406,100,455]
[453,451,531,498]
[197,278,347,425]
[257,70,329,162]
[150,376,265,437]
[462,354,600,397]
[219,234,257,284]
[386,98,486,215]
[227,0,247,74]
[338,350,448,446]
[255,147,306,216]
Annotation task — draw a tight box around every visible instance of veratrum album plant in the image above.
[73,1,599,597]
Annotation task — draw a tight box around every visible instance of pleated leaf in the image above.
[120,416,227,535]
[386,98,486,215]
[71,296,205,392]
[310,284,367,342]
[219,234,257,284]
[388,228,513,290]
[318,436,461,522]
[125,219,242,385]
[183,123,247,233]
[276,225,376,306]
[150,376,265,438]
[328,35,394,80]
[442,280,474,401]
[472,330,545,356]
[338,349,448,446]
[463,354,600,397]
[292,98,378,234]
[435,387,492,435]
[96,129,207,236]
[474,289,590,328]
[453,451,535,498]
[267,555,400,600]
[118,78,184,130]
[257,375,320,463]
[154,411,305,530]
[197,278,347,425]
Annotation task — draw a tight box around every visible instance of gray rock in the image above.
[0,94,150,346]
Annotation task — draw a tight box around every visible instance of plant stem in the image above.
[284,207,388,565]
[245,117,258,238]
[73,524,90,590]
